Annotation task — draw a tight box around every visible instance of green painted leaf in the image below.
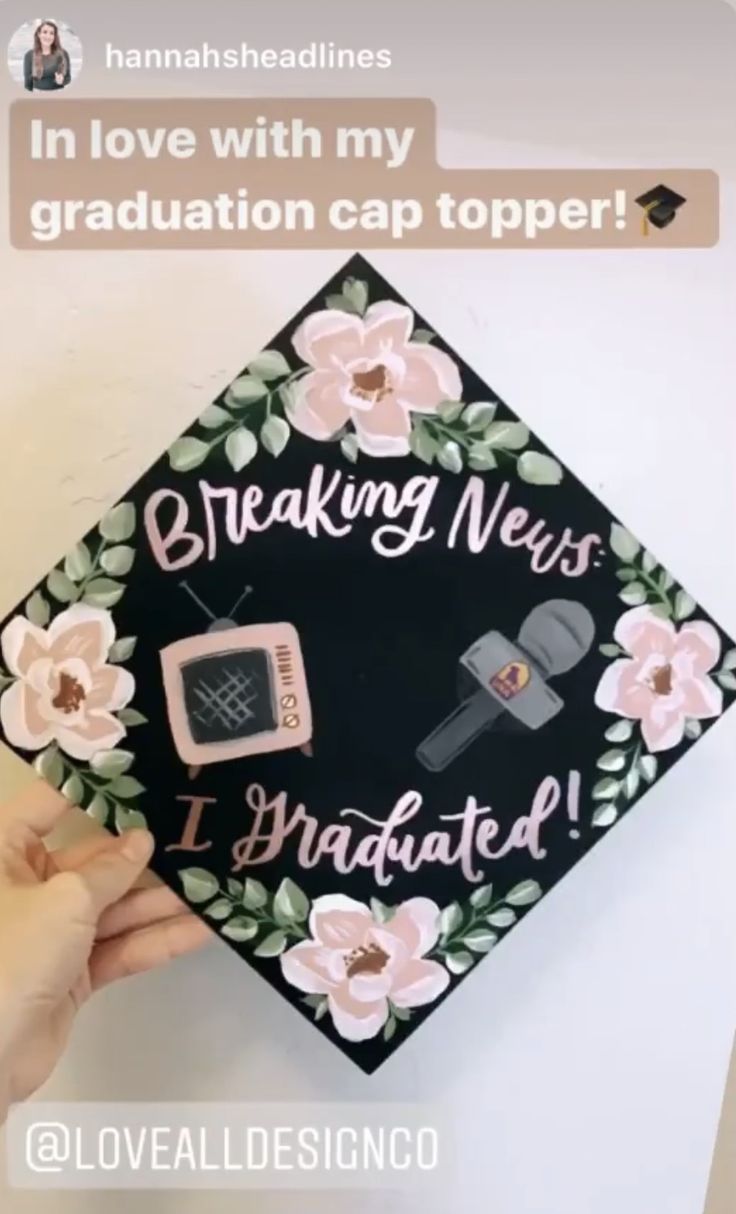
[273,877,309,923]
[517,451,563,486]
[485,420,529,450]
[33,746,65,789]
[624,767,641,799]
[221,916,258,942]
[340,434,359,464]
[64,541,92,582]
[314,999,328,1021]
[243,878,268,910]
[370,898,396,924]
[91,749,134,778]
[86,794,109,825]
[684,718,702,740]
[100,502,136,542]
[486,906,516,929]
[383,1015,397,1042]
[225,427,258,472]
[168,436,210,472]
[326,293,359,315]
[619,582,647,606]
[599,643,623,658]
[408,426,437,465]
[593,777,620,800]
[115,806,147,833]
[227,375,268,405]
[469,884,493,909]
[609,523,640,563]
[117,707,148,726]
[463,401,497,430]
[437,441,463,474]
[342,278,369,316]
[674,590,696,621]
[616,569,639,583]
[722,649,736,671]
[389,1003,411,1022]
[108,774,145,799]
[650,602,673,619]
[101,546,135,577]
[639,755,657,783]
[47,569,76,603]
[463,929,497,954]
[641,550,658,574]
[467,443,497,472]
[506,879,542,907]
[180,867,219,903]
[198,403,232,429]
[592,802,619,828]
[597,748,627,772]
[260,415,290,458]
[248,349,291,381]
[439,902,463,938]
[605,719,634,743]
[445,950,474,975]
[659,569,675,591]
[61,774,84,805]
[82,578,124,608]
[25,590,50,628]
[254,929,287,958]
[205,898,233,921]
[716,670,736,691]
[227,878,244,899]
[109,637,137,662]
[437,399,464,423]
[411,328,435,343]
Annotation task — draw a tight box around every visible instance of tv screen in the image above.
[180,646,277,745]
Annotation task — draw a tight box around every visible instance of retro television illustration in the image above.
[160,583,312,767]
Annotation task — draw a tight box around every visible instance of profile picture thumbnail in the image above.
[7,17,82,93]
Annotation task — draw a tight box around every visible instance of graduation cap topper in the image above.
[635,184,687,234]
[0,253,732,1074]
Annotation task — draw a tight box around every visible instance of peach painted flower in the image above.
[289,302,462,456]
[280,894,450,1041]
[0,604,135,761]
[595,606,722,752]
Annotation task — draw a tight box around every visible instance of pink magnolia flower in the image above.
[288,301,462,456]
[280,894,450,1042]
[0,604,135,761]
[595,605,722,752]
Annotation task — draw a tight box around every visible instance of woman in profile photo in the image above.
[23,19,70,91]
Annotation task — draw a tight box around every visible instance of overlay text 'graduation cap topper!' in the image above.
[416,600,595,772]
[635,184,687,235]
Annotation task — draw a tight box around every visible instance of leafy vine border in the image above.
[178,867,543,1044]
[591,522,736,829]
[166,274,565,487]
[0,501,149,832]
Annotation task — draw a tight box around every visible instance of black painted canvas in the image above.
[1,254,734,1072]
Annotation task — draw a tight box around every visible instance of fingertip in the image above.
[119,829,154,865]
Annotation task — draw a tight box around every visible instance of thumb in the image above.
[71,830,154,919]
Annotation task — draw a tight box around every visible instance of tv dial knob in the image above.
[283,713,300,729]
[280,694,297,709]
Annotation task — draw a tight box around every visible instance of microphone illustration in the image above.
[416,600,595,773]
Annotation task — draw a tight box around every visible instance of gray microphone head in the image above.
[518,600,596,677]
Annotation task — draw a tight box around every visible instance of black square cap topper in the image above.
[635,184,687,232]
[0,252,733,1074]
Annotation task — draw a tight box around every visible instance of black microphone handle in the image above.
[415,690,504,773]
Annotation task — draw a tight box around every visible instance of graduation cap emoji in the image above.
[635,184,687,235]
[416,600,595,773]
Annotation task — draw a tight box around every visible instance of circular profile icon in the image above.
[7,17,82,93]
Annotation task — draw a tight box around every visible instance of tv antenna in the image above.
[180,581,253,633]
